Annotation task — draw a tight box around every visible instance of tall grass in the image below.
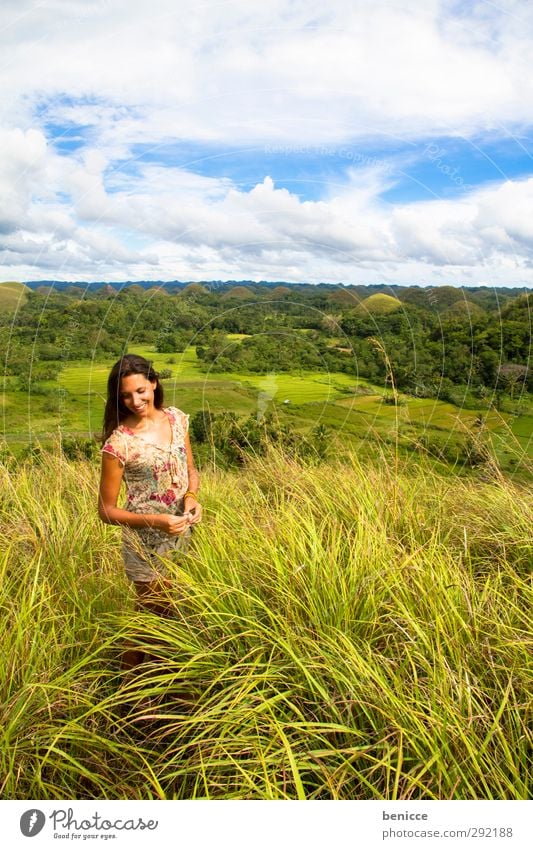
[0,446,531,799]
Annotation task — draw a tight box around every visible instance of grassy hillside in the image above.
[354,293,402,315]
[1,447,530,799]
[0,280,30,310]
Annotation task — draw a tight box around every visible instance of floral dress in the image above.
[101,406,192,582]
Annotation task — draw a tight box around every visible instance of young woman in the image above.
[98,354,202,665]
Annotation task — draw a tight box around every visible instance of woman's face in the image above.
[119,373,158,418]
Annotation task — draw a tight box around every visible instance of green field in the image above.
[1,343,531,477]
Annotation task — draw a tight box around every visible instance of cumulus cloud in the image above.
[2,0,531,143]
[3,133,533,284]
[1,0,533,283]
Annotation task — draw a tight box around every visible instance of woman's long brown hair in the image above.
[101,354,164,443]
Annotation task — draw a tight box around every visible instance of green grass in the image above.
[0,446,531,799]
[58,348,369,404]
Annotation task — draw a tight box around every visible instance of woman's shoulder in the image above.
[165,406,189,431]
[101,426,129,465]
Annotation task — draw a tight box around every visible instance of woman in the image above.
[98,354,202,667]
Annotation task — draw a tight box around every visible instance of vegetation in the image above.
[1,278,530,799]
[1,281,531,475]
[0,280,30,310]
[0,443,530,800]
[1,283,530,400]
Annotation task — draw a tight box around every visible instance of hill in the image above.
[427,285,466,309]
[354,293,402,316]
[0,281,31,310]
[221,286,256,300]
[265,286,292,299]
[326,287,362,306]
[122,284,146,296]
[442,300,487,321]
[180,283,208,297]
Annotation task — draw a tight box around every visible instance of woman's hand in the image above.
[157,514,192,536]
[184,496,202,525]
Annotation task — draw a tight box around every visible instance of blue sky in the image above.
[121,135,533,203]
[1,0,533,286]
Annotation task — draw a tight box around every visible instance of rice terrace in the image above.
[0,279,531,800]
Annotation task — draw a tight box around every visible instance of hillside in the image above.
[442,300,487,321]
[327,287,362,306]
[1,447,530,799]
[180,283,208,297]
[266,285,292,299]
[0,280,31,310]
[354,293,402,315]
[221,285,257,300]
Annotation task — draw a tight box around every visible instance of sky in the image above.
[1,0,533,287]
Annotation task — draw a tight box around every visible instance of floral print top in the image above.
[101,406,190,550]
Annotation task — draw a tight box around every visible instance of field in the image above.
[1,447,531,799]
[2,342,531,480]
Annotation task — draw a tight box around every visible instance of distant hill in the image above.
[500,291,533,320]
[265,286,292,299]
[221,286,256,301]
[122,284,146,296]
[180,283,208,297]
[13,280,533,305]
[442,300,487,321]
[146,285,170,296]
[327,287,362,306]
[354,293,402,316]
[428,285,466,309]
[64,285,87,297]
[0,281,31,309]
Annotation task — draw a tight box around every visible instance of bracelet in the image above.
[184,490,198,501]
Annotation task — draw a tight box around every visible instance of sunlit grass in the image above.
[1,445,531,799]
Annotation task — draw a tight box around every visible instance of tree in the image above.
[497,363,529,399]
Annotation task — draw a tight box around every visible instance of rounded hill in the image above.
[428,286,465,309]
[327,287,361,306]
[265,286,292,299]
[146,285,169,296]
[123,284,146,296]
[354,293,402,316]
[180,283,208,297]
[0,281,31,310]
[221,286,255,301]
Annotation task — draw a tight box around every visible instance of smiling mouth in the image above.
[134,402,147,410]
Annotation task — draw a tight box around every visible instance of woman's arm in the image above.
[98,453,188,534]
[183,431,202,523]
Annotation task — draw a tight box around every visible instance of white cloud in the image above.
[1,1,533,283]
[3,128,533,284]
[2,0,532,144]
